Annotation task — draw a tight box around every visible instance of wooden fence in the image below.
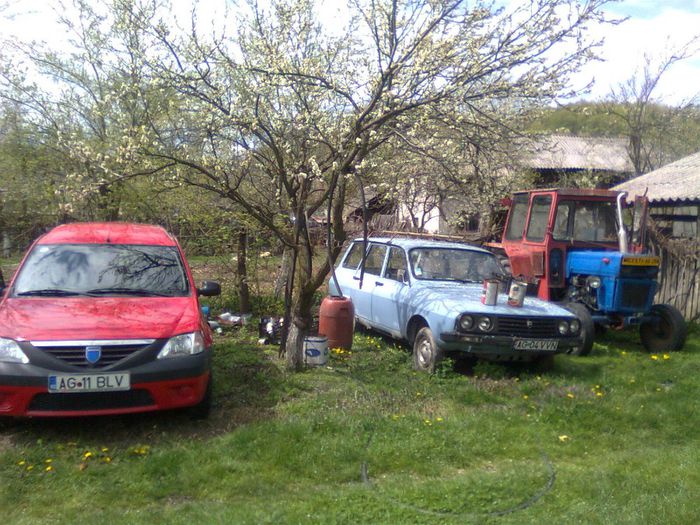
[650,237,700,321]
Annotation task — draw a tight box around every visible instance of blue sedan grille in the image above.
[494,316,559,337]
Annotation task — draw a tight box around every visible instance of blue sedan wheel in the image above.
[413,327,444,373]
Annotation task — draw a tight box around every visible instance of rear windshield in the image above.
[12,244,189,297]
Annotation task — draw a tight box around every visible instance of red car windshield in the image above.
[12,243,189,297]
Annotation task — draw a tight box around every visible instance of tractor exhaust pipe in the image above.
[616,191,628,254]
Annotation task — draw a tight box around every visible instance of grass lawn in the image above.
[1,326,698,524]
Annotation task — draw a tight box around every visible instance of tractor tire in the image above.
[639,304,687,352]
[564,302,595,356]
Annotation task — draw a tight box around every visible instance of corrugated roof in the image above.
[613,151,700,203]
[523,135,633,172]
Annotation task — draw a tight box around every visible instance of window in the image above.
[13,244,189,296]
[363,244,387,276]
[505,194,529,241]
[410,248,504,281]
[342,242,365,270]
[553,200,617,242]
[526,195,552,242]
[383,247,407,281]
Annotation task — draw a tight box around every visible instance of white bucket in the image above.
[304,336,329,366]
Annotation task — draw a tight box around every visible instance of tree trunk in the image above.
[273,247,291,299]
[237,228,251,314]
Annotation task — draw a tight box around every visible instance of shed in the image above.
[613,151,700,238]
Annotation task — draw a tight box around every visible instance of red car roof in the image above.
[38,223,178,246]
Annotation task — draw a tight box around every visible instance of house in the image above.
[522,134,634,188]
[343,134,634,239]
[613,151,700,239]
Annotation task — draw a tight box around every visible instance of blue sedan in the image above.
[330,238,583,371]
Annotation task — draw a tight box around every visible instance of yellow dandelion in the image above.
[436,417,443,422]
[45,466,53,472]
[26,465,34,471]
[101,447,109,453]
[596,392,604,397]
[44,459,53,464]
[558,435,569,442]
[651,355,659,361]
[17,460,25,466]
[103,457,112,463]
[83,451,93,459]
[621,351,627,356]
[663,354,671,360]
[522,395,529,400]
[566,393,575,399]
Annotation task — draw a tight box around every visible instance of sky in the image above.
[1,0,699,105]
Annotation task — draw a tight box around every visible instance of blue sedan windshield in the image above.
[409,248,504,282]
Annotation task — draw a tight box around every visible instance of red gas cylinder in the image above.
[318,296,355,350]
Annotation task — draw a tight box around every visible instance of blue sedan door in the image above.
[353,243,388,326]
[371,246,410,337]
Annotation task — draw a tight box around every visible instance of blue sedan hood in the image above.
[410,282,574,317]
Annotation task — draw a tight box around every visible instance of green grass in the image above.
[1,327,699,524]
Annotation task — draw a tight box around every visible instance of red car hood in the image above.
[0,296,200,341]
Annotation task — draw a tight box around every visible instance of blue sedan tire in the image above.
[413,327,443,373]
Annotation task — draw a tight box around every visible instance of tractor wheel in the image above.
[564,302,595,356]
[639,304,687,352]
[413,327,443,373]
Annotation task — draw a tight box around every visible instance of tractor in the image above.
[498,188,686,355]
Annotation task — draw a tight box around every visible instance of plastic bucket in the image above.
[304,336,329,366]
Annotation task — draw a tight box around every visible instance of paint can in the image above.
[481,279,499,306]
[507,280,527,307]
[303,336,329,366]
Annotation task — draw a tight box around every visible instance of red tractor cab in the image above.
[499,188,686,355]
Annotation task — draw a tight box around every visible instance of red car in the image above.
[0,223,220,417]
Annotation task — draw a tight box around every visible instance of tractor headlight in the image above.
[569,319,581,335]
[157,332,205,359]
[0,338,29,364]
[586,276,602,289]
[458,314,474,331]
[558,320,570,335]
[477,316,493,332]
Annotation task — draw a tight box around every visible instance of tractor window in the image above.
[553,200,618,242]
[525,195,552,242]
[504,194,529,240]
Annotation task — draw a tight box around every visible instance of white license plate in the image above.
[513,339,558,351]
[48,373,130,393]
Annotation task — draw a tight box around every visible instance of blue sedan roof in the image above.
[351,237,492,254]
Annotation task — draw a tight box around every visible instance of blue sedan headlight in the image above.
[477,316,493,332]
[458,314,474,331]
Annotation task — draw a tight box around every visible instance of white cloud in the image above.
[571,6,700,103]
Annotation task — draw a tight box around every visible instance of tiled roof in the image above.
[523,135,633,172]
[613,151,700,203]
